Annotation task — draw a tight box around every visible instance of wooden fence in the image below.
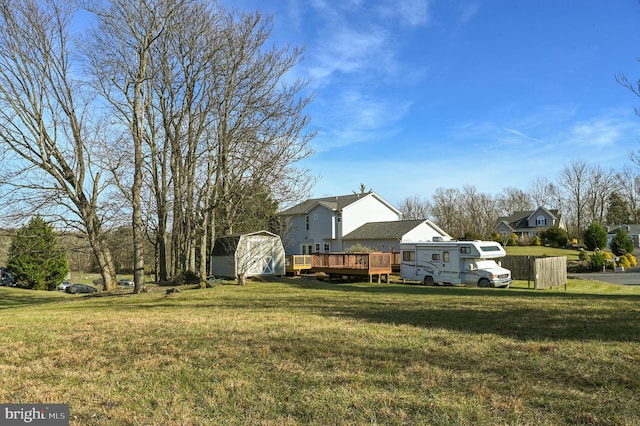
[502,255,567,290]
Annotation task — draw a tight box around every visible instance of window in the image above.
[432,254,440,261]
[443,251,449,263]
[460,247,470,254]
[403,251,415,261]
[315,243,320,252]
[536,215,546,226]
[305,215,309,230]
[323,243,330,252]
[480,245,501,252]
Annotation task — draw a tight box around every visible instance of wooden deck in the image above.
[310,252,392,283]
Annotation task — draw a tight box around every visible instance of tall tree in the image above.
[559,160,590,236]
[497,186,532,216]
[84,0,180,292]
[0,0,118,290]
[430,188,462,237]
[606,191,631,225]
[397,196,431,220]
[528,177,561,209]
[616,166,640,223]
[585,165,615,225]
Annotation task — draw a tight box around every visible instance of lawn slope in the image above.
[0,281,639,425]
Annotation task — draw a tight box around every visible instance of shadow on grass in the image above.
[0,287,69,309]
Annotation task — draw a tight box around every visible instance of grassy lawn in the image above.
[1,279,639,425]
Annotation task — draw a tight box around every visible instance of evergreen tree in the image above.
[7,216,69,290]
[583,222,608,251]
[605,192,630,225]
[609,228,635,256]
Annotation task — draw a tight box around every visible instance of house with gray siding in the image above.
[278,192,402,255]
[494,207,566,239]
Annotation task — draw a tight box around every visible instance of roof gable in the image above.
[280,192,400,216]
[212,231,279,256]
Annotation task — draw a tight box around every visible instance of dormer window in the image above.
[536,215,546,226]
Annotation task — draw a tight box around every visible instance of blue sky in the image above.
[231,0,640,206]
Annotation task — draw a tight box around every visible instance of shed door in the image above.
[247,238,274,275]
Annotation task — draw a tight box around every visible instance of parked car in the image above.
[65,284,97,294]
[0,267,14,286]
[118,278,134,287]
[57,280,72,291]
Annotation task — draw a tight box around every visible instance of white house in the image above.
[210,231,286,278]
[278,192,402,255]
[342,219,451,253]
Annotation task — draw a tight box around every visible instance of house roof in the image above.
[342,219,430,240]
[211,230,279,256]
[279,192,400,216]
[496,208,561,231]
[606,224,640,235]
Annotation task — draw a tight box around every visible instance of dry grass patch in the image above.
[0,280,639,424]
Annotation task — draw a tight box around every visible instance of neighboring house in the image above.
[278,192,402,255]
[606,224,640,248]
[210,231,286,278]
[494,207,566,239]
[342,219,451,253]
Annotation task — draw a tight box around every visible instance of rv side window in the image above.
[460,247,470,254]
[432,254,440,261]
[443,251,449,263]
[403,251,415,261]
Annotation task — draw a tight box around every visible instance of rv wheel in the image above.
[478,278,490,288]
[423,276,435,286]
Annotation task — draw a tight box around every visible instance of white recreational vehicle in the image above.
[400,240,512,288]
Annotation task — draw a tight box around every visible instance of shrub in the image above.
[533,236,542,246]
[174,270,201,285]
[540,226,568,248]
[578,250,588,261]
[583,223,608,251]
[603,251,613,260]
[618,256,631,269]
[588,252,606,272]
[345,243,374,253]
[609,228,634,256]
[624,253,638,267]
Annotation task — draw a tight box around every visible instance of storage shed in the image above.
[210,231,286,278]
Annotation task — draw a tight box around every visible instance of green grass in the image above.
[505,245,584,260]
[1,279,639,425]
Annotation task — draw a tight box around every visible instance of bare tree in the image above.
[208,9,315,282]
[397,196,431,220]
[585,165,616,225]
[0,0,118,290]
[559,160,590,235]
[616,166,640,223]
[84,0,181,292]
[496,187,532,216]
[430,188,462,237]
[528,176,561,208]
